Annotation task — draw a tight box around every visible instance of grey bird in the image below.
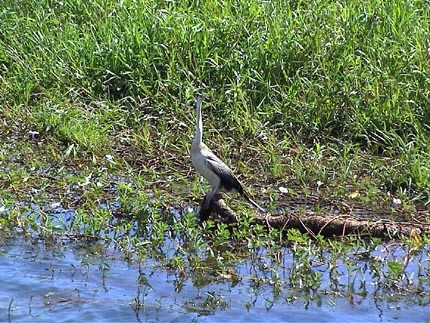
[191,94,264,212]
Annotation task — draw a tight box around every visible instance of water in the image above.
[1,231,430,323]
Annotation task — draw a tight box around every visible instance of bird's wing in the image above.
[205,154,244,194]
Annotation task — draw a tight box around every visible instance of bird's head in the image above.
[195,93,204,104]
[195,94,205,113]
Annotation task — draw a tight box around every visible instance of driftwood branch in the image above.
[198,194,429,239]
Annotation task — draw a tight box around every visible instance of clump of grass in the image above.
[1,0,429,204]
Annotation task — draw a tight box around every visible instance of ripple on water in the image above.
[1,233,430,323]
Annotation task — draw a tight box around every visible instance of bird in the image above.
[190,94,265,213]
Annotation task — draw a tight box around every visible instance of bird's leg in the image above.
[199,194,212,222]
[202,187,218,211]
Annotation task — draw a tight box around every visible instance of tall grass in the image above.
[1,0,429,199]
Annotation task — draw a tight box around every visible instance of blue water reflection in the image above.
[1,234,429,322]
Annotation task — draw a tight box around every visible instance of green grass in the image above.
[1,0,430,218]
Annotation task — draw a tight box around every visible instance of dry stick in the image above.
[317,214,343,236]
[298,216,318,240]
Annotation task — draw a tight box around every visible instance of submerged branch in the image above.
[199,194,429,239]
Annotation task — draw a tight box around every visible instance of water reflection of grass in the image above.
[1,0,430,317]
[3,230,428,321]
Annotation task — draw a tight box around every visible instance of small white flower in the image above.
[279,186,288,194]
[392,198,402,207]
[29,130,39,139]
[105,154,115,163]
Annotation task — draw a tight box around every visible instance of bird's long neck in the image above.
[193,97,203,148]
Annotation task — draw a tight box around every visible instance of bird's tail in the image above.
[243,192,265,213]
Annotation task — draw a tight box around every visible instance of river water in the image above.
[1,230,429,323]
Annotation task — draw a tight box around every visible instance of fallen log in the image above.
[198,193,430,239]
